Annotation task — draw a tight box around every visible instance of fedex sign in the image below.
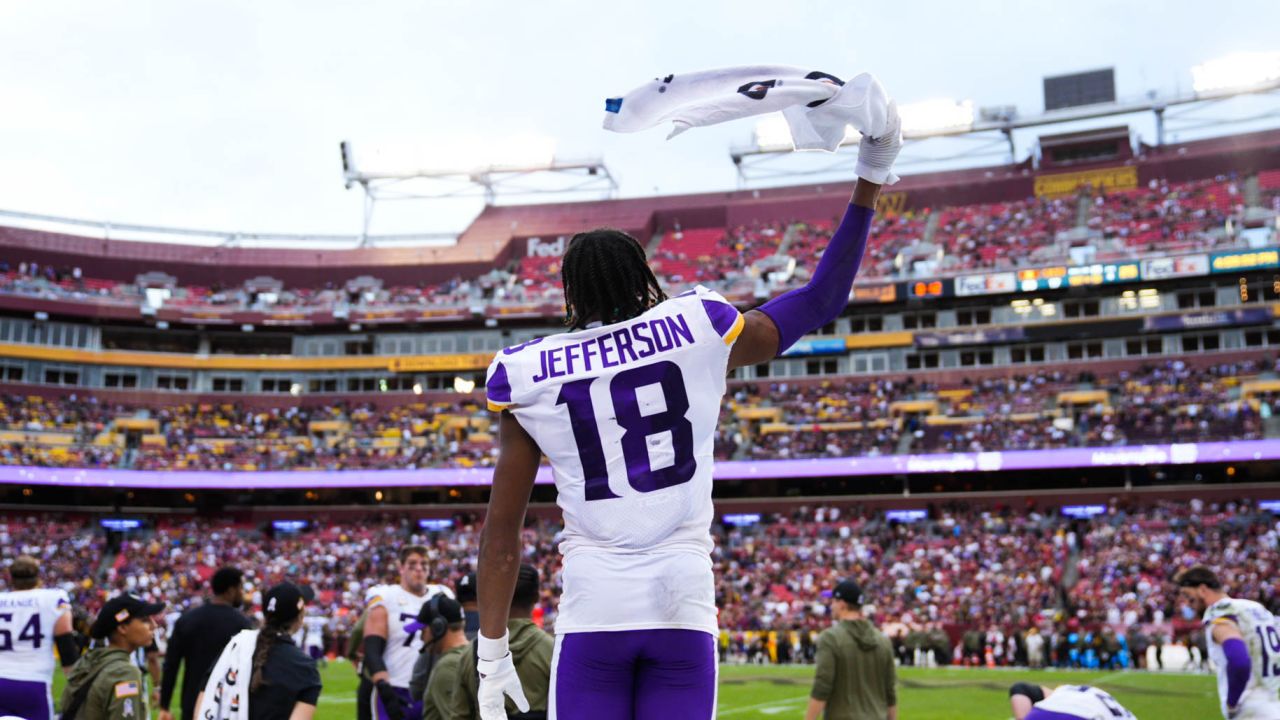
[526,236,566,258]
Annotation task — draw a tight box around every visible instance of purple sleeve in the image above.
[1222,637,1252,709]
[757,203,874,354]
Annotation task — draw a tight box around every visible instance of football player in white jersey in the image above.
[1010,682,1137,720]
[302,609,329,667]
[475,95,903,719]
[1176,565,1280,719]
[0,556,81,720]
[363,544,455,720]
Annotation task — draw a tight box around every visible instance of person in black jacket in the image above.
[158,567,252,720]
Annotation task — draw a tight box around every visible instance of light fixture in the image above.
[454,376,476,394]
[898,99,975,135]
[753,115,794,152]
[1192,52,1280,93]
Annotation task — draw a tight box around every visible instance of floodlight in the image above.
[1192,52,1280,93]
[754,115,794,152]
[454,376,476,394]
[898,99,975,135]
[754,115,862,152]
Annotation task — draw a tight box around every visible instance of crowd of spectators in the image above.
[4,358,1278,470]
[3,497,1275,671]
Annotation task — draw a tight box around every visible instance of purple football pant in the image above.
[372,685,422,720]
[0,678,52,720]
[551,629,717,720]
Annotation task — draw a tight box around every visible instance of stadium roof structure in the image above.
[729,72,1280,185]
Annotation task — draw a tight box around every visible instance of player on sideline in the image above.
[1009,683,1137,720]
[363,545,455,720]
[475,102,902,718]
[1176,565,1280,719]
[0,556,80,720]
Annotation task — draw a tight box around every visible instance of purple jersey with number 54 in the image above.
[487,285,744,635]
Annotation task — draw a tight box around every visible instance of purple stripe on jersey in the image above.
[553,629,716,720]
[701,298,739,338]
[487,362,512,404]
[1025,709,1086,720]
[0,678,52,720]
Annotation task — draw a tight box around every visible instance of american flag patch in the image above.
[114,681,140,698]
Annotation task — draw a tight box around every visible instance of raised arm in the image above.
[729,103,901,368]
[729,179,883,368]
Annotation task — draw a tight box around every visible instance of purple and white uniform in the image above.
[0,588,71,720]
[1203,597,1280,719]
[1026,686,1136,720]
[487,285,744,719]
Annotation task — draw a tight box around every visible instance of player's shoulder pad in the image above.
[364,584,391,607]
[429,584,456,600]
[487,337,549,412]
[686,284,744,345]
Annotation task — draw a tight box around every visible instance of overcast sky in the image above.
[1,0,1277,239]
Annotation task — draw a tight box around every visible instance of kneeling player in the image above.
[1009,683,1137,720]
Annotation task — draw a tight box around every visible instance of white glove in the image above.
[477,632,530,720]
[855,99,902,185]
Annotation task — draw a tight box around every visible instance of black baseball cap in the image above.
[91,594,165,639]
[832,579,865,605]
[406,594,464,634]
[455,573,477,603]
[263,582,315,623]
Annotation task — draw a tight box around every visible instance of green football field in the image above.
[56,661,1219,718]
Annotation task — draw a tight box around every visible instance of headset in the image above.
[425,593,448,643]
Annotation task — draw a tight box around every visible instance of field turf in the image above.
[68,661,1217,719]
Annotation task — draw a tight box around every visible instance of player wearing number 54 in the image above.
[0,556,81,720]
[476,98,901,720]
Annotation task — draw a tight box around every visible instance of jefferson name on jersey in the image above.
[526,312,699,384]
[485,286,743,635]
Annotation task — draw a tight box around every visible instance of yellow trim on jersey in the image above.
[487,400,513,413]
[723,313,746,346]
[1209,617,1236,626]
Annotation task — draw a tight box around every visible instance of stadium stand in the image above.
[1,357,1276,470]
[3,497,1275,669]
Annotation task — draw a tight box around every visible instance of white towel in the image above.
[603,66,891,151]
[196,629,257,720]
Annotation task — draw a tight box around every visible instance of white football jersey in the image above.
[1032,686,1136,720]
[0,588,71,682]
[487,286,743,635]
[364,583,454,687]
[302,615,327,650]
[1203,597,1280,719]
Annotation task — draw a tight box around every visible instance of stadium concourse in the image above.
[2,496,1277,673]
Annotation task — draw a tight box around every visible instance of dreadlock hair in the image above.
[250,616,295,693]
[561,228,667,330]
